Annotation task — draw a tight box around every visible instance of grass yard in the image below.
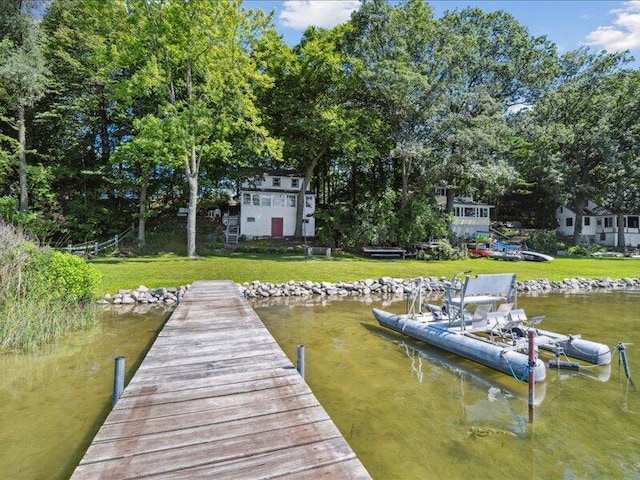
[91,252,640,296]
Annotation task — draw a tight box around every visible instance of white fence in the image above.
[56,225,134,257]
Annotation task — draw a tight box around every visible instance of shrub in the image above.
[528,230,567,253]
[35,250,101,302]
[0,222,98,352]
[567,243,607,257]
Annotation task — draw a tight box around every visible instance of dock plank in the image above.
[71,280,370,479]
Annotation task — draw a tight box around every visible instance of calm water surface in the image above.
[0,308,169,479]
[256,291,640,479]
[1,293,638,479]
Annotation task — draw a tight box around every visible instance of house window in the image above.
[261,194,272,207]
[454,207,461,217]
[305,195,314,208]
[479,208,488,218]
[584,217,590,226]
[243,193,251,205]
[628,216,639,229]
[464,207,476,217]
[559,207,563,213]
[272,177,281,187]
[596,219,602,226]
[247,217,255,222]
[287,195,297,207]
[566,218,573,227]
[273,194,285,207]
[291,178,300,189]
[604,217,613,228]
[252,194,260,206]
[254,178,263,187]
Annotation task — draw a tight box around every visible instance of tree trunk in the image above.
[571,196,587,245]
[137,170,149,249]
[187,171,198,257]
[616,212,625,252]
[295,146,326,238]
[18,103,27,212]
[183,60,199,258]
[445,187,456,232]
[401,158,410,209]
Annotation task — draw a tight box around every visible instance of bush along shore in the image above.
[98,276,640,306]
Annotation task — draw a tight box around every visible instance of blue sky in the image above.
[244,0,640,62]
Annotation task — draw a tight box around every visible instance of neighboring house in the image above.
[239,169,316,239]
[435,188,493,239]
[556,199,640,248]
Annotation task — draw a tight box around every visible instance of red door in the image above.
[271,217,283,236]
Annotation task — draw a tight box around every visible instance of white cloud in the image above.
[585,1,640,53]
[279,0,361,31]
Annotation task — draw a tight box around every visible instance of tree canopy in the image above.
[0,0,637,250]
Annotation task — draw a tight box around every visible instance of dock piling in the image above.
[112,356,125,407]
[297,344,305,378]
[528,329,535,423]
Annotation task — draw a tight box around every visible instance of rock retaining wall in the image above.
[239,276,640,299]
[97,276,640,306]
[97,285,190,305]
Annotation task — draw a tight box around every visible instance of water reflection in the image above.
[257,292,640,479]
[365,323,547,406]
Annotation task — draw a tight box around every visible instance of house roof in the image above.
[561,204,612,216]
[454,197,493,208]
[265,169,303,177]
[240,189,314,195]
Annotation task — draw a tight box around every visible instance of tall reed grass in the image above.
[0,222,98,352]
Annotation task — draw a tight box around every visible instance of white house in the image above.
[556,200,640,248]
[239,169,315,239]
[435,188,493,239]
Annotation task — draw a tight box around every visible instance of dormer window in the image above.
[291,178,300,189]
[273,177,281,187]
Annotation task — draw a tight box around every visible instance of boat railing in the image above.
[445,273,518,330]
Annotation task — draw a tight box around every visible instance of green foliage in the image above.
[0,196,58,240]
[528,230,567,253]
[0,222,97,351]
[567,243,607,257]
[396,194,450,245]
[0,0,635,256]
[35,250,101,302]
[316,188,450,250]
[417,240,468,261]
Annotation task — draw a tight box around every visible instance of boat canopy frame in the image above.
[445,273,518,329]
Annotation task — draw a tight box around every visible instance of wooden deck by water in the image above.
[71,280,371,479]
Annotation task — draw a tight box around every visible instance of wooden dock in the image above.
[72,280,371,479]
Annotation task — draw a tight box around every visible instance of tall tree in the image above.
[40,0,129,238]
[123,0,279,257]
[346,0,439,209]
[258,24,369,238]
[433,7,558,215]
[597,70,640,250]
[529,48,628,244]
[0,0,49,211]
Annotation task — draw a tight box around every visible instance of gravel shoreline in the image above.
[97,276,640,307]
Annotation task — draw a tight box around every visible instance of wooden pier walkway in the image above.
[72,280,371,479]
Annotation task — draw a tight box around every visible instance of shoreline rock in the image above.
[97,276,640,306]
[97,284,190,306]
[239,276,640,299]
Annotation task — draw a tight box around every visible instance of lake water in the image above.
[1,292,638,479]
[256,291,640,479]
[0,307,169,480]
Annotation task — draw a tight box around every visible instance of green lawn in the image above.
[91,252,640,295]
